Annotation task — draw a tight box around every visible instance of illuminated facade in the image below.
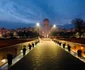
[43,19,50,37]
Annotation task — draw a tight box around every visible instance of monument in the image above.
[43,19,50,37]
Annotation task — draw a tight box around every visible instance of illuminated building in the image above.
[43,19,50,37]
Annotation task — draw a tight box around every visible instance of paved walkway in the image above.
[8,39,85,70]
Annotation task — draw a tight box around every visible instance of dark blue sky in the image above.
[0,0,85,29]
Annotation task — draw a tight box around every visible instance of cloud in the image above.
[0,0,85,29]
[0,0,47,24]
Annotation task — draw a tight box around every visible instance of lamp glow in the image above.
[36,22,40,27]
[53,24,56,28]
[1,59,7,63]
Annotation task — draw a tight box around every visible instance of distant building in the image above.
[0,32,2,37]
[0,28,8,37]
[43,19,50,37]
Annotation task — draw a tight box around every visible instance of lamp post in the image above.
[36,22,40,36]
[50,24,56,38]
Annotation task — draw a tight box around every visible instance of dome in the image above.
[43,18,49,22]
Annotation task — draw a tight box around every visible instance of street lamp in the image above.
[51,24,56,31]
[53,24,56,28]
[50,24,57,38]
[36,22,40,27]
[36,22,40,36]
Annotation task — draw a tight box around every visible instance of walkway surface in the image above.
[5,38,85,70]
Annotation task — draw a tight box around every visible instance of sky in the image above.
[0,0,85,29]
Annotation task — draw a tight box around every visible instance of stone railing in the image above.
[0,39,38,66]
[53,39,85,58]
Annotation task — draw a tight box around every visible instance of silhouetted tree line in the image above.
[2,31,39,39]
[2,32,14,39]
[17,31,39,38]
[51,31,74,38]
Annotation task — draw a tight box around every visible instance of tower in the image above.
[43,19,50,37]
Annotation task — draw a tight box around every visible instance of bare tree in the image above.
[72,18,84,38]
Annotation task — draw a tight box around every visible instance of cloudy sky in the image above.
[0,0,85,29]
